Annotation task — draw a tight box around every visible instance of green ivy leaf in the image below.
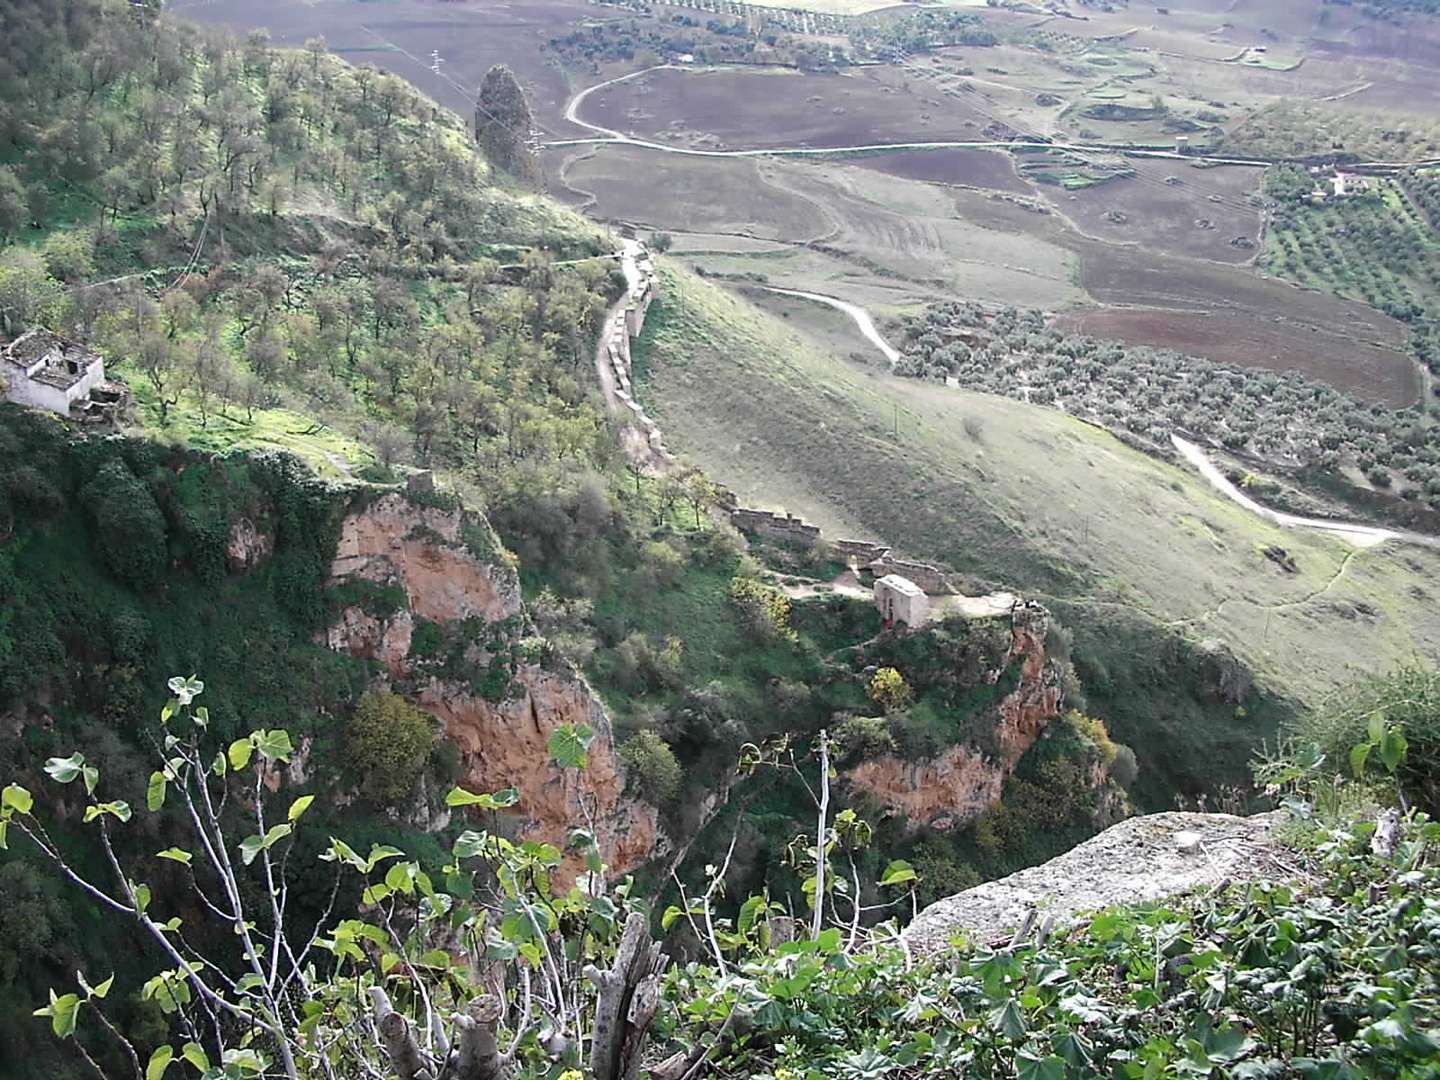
[156,847,193,866]
[879,859,918,887]
[145,1044,174,1080]
[238,823,293,866]
[548,724,594,770]
[44,752,85,784]
[1016,1052,1066,1080]
[737,895,766,934]
[445,785,520,810]
[77,971,114,1000]
[453,830,490,859]
[227,739,254,772]
[1350,742,1372,778]
[167,675,204,705]
[2,783,33,814]
[287,795,315,822]
[365,844,405,871]
[989,999,1028,1042]
[253,729,293,763]
[180,1042,210,1072]
[147,771,167,812]
[1379,728,1408,774]
[83,801,133,824]
[1367,711,1387,745]
[35,989,81,1038]
[320,837,367,870]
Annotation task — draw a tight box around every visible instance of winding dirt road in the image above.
[1170,436,1439,550]
[558,64,1273,166]
[761,286,901,365]
[747,284,1436,553]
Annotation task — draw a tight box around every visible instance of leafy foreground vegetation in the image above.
[3,676,1439,1079]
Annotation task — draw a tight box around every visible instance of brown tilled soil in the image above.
[850,148,1032,194]
[174,0,602,136]
[579,66,995,150]
[1042,161,1264,264]
[1056,307,1421,407]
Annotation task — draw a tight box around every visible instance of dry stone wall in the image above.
[604,245,675,466]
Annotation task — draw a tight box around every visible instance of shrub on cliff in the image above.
[619,729,682,804]
[868,666,914,713]
[346,691,437,806]
[1292,665,1440,814]
[79,461,168,591]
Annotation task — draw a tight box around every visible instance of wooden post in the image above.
[584,912,668,1080]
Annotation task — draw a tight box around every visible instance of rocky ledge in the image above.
[903,810,1296,954]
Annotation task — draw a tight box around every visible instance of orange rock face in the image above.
[419,668,659,878]
[325,492,660,877]
[846,601,1064,829]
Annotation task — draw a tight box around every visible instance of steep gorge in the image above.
[845,602,1066,829]
[321,489,660,873]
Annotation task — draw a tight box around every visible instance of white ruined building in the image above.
[3,328,108,418]
[874,573,929,627]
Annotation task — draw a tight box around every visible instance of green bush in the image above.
[1293,666,1440,814]
[619,729,682,804]
[346,691,437,807]
[79,461,168,591]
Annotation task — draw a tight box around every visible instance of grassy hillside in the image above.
[633,265,1440,795]
[0,0,621,506]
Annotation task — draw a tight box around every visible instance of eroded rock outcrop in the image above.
[903,810,1292,954]
[325,490,660,875]
[845,601,1064,828]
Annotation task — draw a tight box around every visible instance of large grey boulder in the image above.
[903,810,1293,955]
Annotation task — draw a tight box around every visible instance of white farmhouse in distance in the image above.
[3,329,106,417]
[874,573,929,627]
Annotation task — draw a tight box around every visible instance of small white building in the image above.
[1332,172,1370,198]
[875,573,929,627]
[3,329,106,417]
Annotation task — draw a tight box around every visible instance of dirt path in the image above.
[558,64,1440,172]
[761,287,902,365]
[1172,435,1440,550]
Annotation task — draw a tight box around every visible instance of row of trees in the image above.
[889,301,1440,509]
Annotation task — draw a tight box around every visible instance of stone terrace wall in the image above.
[731,507,822,547]
[871,555,955,595]
[727,504,956,595]
[604,247,674,465]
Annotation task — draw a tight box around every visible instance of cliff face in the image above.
[324,491,659,874]
[846,602,1064,829]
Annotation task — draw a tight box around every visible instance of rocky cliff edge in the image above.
[903,810,1294,954]
[323,490,660,875]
